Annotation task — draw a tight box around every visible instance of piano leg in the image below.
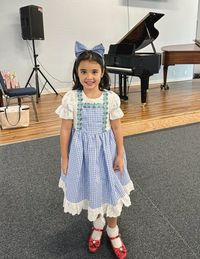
[123,75,128,100]
[161,65,169,90]
[139,74,149,105]
[119,74,123,98]
[118,74,128,100]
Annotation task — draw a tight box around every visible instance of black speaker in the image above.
[20,5,44,40]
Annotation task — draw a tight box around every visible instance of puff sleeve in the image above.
[109,91,124,120]
[55,90,75,119]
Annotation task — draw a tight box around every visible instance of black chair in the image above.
[0,71,38,121]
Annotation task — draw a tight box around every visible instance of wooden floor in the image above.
[1,79,200,145]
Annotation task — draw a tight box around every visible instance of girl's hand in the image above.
[61,157,68,175]
[113,156,124,174]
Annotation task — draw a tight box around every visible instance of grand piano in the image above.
[161,41,200,89]
[104,12,164,105]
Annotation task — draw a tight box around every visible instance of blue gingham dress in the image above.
[56,90,134,221]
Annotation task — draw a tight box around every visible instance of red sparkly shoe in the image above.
[88,226,104,253]
[109,234,127,259]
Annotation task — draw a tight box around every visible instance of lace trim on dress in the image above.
[55,90,74,119]
[109,107,124,120]
[58,179,134,221]
[55,106,73,120]
[109,91,124,120]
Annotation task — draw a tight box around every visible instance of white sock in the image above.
[91,216,105,240]
[106,225,122,248]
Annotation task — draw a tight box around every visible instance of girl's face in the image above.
[77,60,104,92]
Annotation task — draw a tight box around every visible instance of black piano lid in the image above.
[118,12,164,51]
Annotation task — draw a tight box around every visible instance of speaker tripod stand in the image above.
[25,39,58,101]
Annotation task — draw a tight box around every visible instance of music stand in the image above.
[25,39,58,100]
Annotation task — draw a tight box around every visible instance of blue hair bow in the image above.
[75,41,105,58]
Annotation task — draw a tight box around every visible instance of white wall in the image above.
[194,0,200,74]
[0,0,198,92]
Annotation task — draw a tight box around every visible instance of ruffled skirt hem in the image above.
[59,178,134,221]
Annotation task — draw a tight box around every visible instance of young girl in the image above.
[56,41,134,259]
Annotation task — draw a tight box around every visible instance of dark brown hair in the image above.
[72,50,110,91]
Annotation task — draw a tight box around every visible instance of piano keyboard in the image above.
[106,66,133,74]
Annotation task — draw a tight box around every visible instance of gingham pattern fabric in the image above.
[59,90,134,221]
[55,90,124,130]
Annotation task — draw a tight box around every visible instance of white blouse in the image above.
[55,90,124,130]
